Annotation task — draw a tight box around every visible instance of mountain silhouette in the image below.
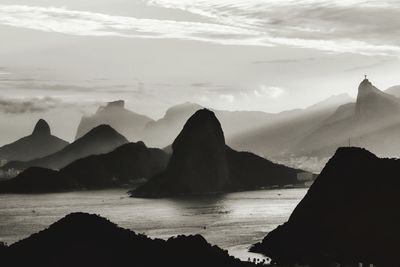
[142,102,273,148]
[0,142,168,193]
[229,93,353,172]
[2,212,255,267]
[385,84,400,97]
[292,78,400,163]
[132,109,309,197]
[251,147,400,266]
[142,102,204,148]
[60,142,169,189]
[2,125,128,172]
[136,109,230,196]
[355,78,400,119]
[0,119,69,162]
[75,100,154,141]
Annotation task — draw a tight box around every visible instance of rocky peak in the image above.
[159,109,229,194]
[172,108,225,151]
[32,119,51,136]
[355,77,400,118]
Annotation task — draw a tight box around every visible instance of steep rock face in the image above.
[31,119,51,136]
[3,125,129,171]
[133,109,308,198]
[136,109,230,196]
[251,147,400,265]
[355,78,400,119]
[75,100,154,141]
[0,119,69,162]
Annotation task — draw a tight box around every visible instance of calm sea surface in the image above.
[0,188,307,260]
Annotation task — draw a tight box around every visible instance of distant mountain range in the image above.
[291,78,400,162]
[0,141,169,193]
[75,100,154,141]
[0,119,69,163]
[132,109,311,198]
[74,93,355,173]
[141,102,275,148]
[228,93,354,164]
[251,147,400,266]
[77,101,275,148]
[2,77,400,175]
[0,110,312,194]
[2,124,129,173]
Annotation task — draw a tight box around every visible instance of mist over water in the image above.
[0,188,306,260]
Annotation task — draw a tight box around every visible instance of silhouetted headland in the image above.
[1,212,257,267]
[0,141,169,193]
[251,147,400,266]
[132,109,312,198]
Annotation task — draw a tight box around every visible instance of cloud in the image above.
[1,2,400,56]
[252,57,316,64]
[219,94,235,103]
[147,0,400,56]
[254,86,284,98]
[0,5,257,46]
[0,96,100,114]
[0,97,58,114]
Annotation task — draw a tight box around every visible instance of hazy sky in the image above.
[1,0,400,142]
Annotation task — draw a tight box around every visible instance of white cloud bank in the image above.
[254,86,284,98]
[1,1,400,56]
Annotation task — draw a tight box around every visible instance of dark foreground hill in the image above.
[251,147,400,266]
[132,109,310,198]
[0,119,68,163]
[1,212,256,267]
[2,124,129,172]
[0,142,169,193]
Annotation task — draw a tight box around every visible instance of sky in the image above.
[0,0,400,142]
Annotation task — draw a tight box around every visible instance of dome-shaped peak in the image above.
[172,108,225,153]
[32,119,51,136]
